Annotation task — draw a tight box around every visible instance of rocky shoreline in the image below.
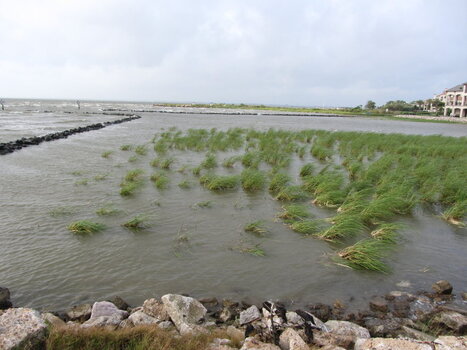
[0,114,141,155]
[0,281,466,349]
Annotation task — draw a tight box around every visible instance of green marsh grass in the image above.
[101,150,113,158]
[200,174,240,191]
[201,153,217,169]
[193,200,213,209]
[244,221,267,235]
[370,223,400,243]
[269,172,291,194]
[290,220,321,235]
[124,169,144,182]
[317,214,366,241]
[275,185,308,201]
[150,172,169,189]
[178,180,193,189]
[299,163,314,177]
[278,204,310,222]
[67,220,106,234]
[96,205,121,216]
[49,207,76,217]
[120,144,132,151]
[120,181,142,196]
[222,155,241,168]
[337,239,390,272]
[74,179,89,186]
[441,200,466,226]
[135,144,148,156]
[128,155,138,162]
[241,169,266,192]
[94,173,108,181]
[122,215,148,230]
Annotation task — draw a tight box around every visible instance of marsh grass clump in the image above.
[125,169,144,182]
[370,223,400,243]
[178,180,193,189]
[241,152,261,168]
[120,181,142,196]
[49,207,76,217]
[290,220,321,235]
[192,166,202,176]
[337,239,390,272]
[299,163,315,177]
[441,200,466,226]
[150,172,169,189]
[160,157,175,169]
[278,204,310,222]
[222,155,241,168]
[193,200,213,209]
[200,174,240,191]
[233,242,265,257]
[128,155,138,163]
[96,205,121,216]
[317,214,366,241]
[75,179,89,186]
[269,172,291,194]
[275,185,308,201]
[94,173,109,181]
[201,153,217,169]
[135,144,148,156]
[244,221,267,235]
[241,169,266,192]
[67,220,105,234]
[101,150,113,158]
[120,144,133,151]
[122,215,148,230]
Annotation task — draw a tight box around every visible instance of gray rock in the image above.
[119,319,134,328]
[158,321,174,330]
[409,296,435,321]
[319,346,346,350]
[81,301,128,328]
[462,292,467,301]
[434,336,467,350]
[42,312,66,328]
[240,305,261,325]
[219,300,240,323]
[432,280,453,295]
[142,298,169,321]
[128,310,158,325]
[396,325,436,342]
[285,312,304,327]
[314,320,370,349]
[0,308,47,350]
[324,320,370,339]
[161,294,207,335]
[432,311,467,334]
[0,287,12,310]
[240,337,281,350]
[66,303,92,322]
[355,337,433,350]
[278,328,308,350]
[364,317,402,337]
[108,296,130,311]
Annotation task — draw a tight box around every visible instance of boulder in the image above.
[364,317,402,337]
[278,328,308,350]
[396,325,436,342]
[128,310,158,326]
[355,338,433,350]
[434,336,467,350]
[0,287,12,310]
[81,301,128,328]
[285,312,304,327]
[42,312,66,328]
[219,300,241,323]
[462,292,467,301]
[240,337,281,350]
[161,294,207,335]
[65,303,92,322]
[409,296,435,321]
[240,306,262,325]
[0,308,47,350]
[432,280,453,295]
[432,311,467,334]
[307,303,332,322]
[108,296,130,311]
[314,320,370,349]
[142,298,170,321]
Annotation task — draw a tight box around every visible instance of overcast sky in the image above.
[1,0,466,106]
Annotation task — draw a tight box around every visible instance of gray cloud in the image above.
[1,0,466,106]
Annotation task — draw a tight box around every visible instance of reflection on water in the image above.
[0,100,466,311]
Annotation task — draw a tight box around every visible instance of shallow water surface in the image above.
[0,101,466,311]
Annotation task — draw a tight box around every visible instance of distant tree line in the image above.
[361,99,445,115]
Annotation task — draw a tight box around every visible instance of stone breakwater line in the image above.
[0,281,466,350]
[0,114,141,156]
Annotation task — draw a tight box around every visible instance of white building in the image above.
[435,83,467,118]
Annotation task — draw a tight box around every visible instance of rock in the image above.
[240,337,281,350]
[108,296,130,311]
[409,296,435,321]
[434,336,467,350]
[432,311,467,334]
[396,325,436,342]
[42,312,66,328]
[0,308,47,350]
[364,317,402,337]
[161,294,207,335]
[320,346,346,350]
[128,310,158,326]
[314,320,370,349]
[158,321,174,330]
[369,296,389,313]
[81,301,128,328]
[285,312,304,327]
[240,306,262,325]
[119,319,134,328]
[219,300,241,323]
[432,280,453,295]
[0,287,12,310]
[226,325,245,342]
[142,298,170,321]
[278,328,308,350]
[66,303,92,322]
[355,338,433,350]
[462,292,467,301]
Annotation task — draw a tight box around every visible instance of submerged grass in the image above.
[290,220,321,235]
[337,239,390,272]
[200,174,240,191]
[67,220,106,234]
[241,169,266,192]
[122,215,148,230]
[278,204,310,222]
[244,221,267,235]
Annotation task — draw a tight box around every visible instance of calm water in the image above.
[0,100,466,312]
